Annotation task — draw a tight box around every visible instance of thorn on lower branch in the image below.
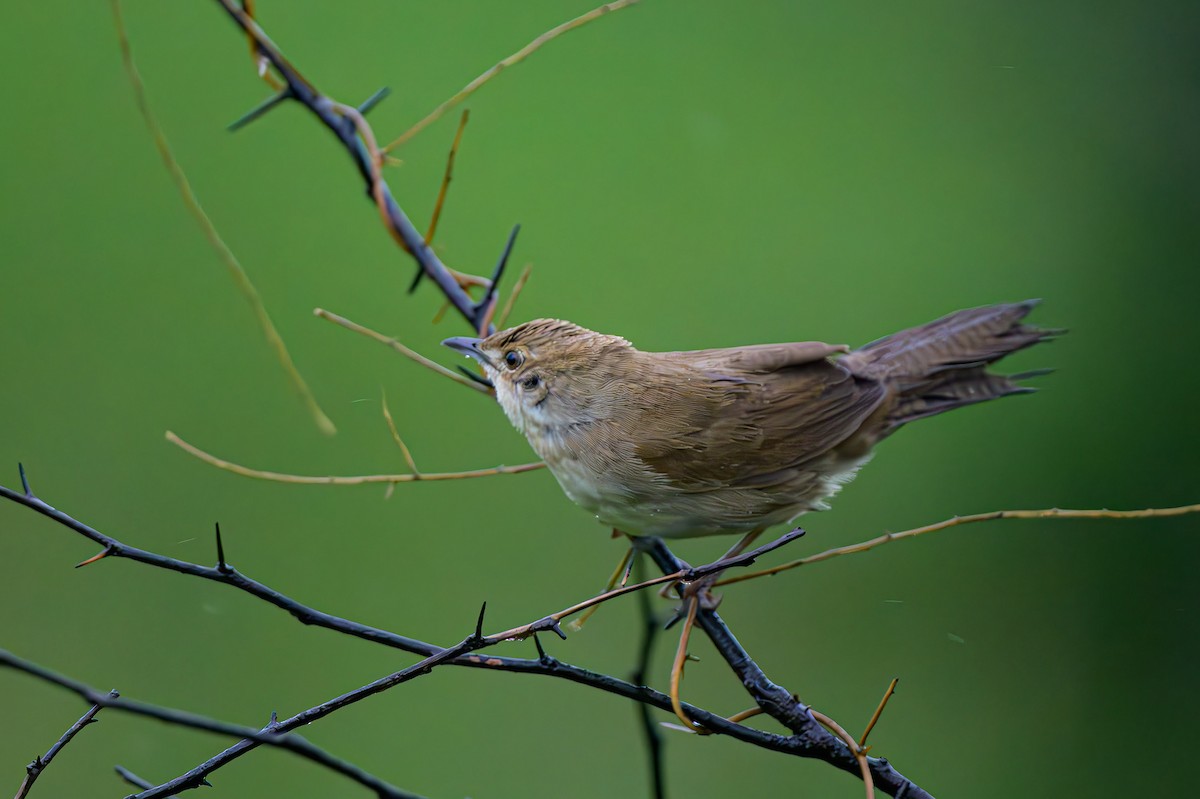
[228,87,293,132]
[214,523,228,572]
[358,86,391,115]
[18,462,34,498]
[474,601,488,641]
[75,547,114,569]
[546,619,567,640]
[407,264,425,295]
[113,765,154,790]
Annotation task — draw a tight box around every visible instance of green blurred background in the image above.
[2,1,1198,796]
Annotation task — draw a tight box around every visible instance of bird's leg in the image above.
[665,530,764,732]
[567,531,635,631]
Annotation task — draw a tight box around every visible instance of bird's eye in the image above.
[504,351,523,369]
[521,375,540,390]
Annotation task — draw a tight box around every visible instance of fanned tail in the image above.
[841,300,1061,433]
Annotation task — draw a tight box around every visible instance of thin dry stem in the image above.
[496,263,533,328]
[425,110,470,245]
[811,709,874,799]
[859,678,899,749]
[669,598,706,732]
[165,431,544,485]
[382,0,641,152]
[726,706,767,724]
[716,503,1200,587]
[314,307,490,394]
[111,0,336,436]
[241,0,283,90]
[490,530,808,641]
[380,390,420,476]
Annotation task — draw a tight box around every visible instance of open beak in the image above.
[441,336,496,369]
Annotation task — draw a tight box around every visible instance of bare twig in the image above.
[811,708,874,799]
[629,555,666,799]
[859,678,899,750]
[110,0,335,436]
[425,110,470,246]
[113,765,156,791]
[487,528,807,641]
[725,706,766,725]
[496,263,533,328]
[14,692,115,799]
[380,390,421,476]
[382,0,641,152]
[716,503,1200,587]
[314,307,491,393]
[668,597,702,731]
[165,430,544,485]
[239,0,283,91]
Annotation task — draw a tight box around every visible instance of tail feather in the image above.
[842,300,1059,433]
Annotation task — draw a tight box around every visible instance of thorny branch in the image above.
[0,476,903,797]
[0,650,421,799]
[211,0,502,334]
[641,539,930,799]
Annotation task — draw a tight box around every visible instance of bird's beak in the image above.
[441,336,496,369]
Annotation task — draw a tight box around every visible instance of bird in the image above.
[443,300,1056,552]
[445,300,1057,731]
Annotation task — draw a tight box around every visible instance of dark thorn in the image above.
[532,632,548,661]
[455,365,494,389]
[407,266,424,294]
[663,608,686,631]
[474,601,488,640]
[214,523,228,572]
[200,778,213,787]
[472,223,520,328]
[18,462,32,497]
[228,88,292,132]
[114,764,154,790]
[548,620,567,640]
[358,86,391,115]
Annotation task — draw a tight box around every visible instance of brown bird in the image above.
[444,301,1055,551]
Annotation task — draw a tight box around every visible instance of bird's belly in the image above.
[545,455,779,538]
[544,454,698,536]
[542,440,874,539]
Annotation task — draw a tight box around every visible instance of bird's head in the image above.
[443,319,632,436]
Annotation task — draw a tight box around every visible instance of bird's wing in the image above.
[628,343,886,492]
[667,341,850,373]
